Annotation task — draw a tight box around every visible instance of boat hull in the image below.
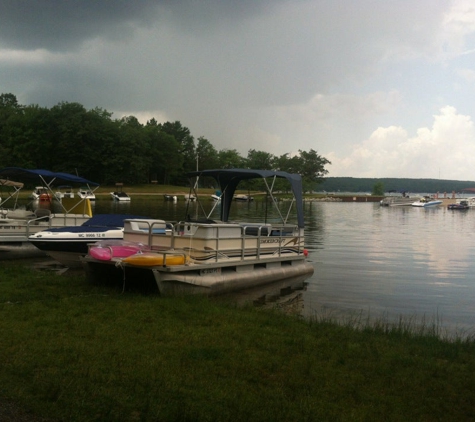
[447,204,469,210]
[110,192,131,201]
[83,255,314,296]
[411,200,442,207]
[30,234,123,267]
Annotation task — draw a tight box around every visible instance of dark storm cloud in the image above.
[0,0,273,51]
[0,0,162,51]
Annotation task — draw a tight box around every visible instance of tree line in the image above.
[320,177,475,194]
[0,93,330,189]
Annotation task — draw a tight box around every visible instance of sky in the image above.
[1,0,475,180]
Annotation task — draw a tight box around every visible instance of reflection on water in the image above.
[306,202,475,336]
[22,196,475,334]
[220,276,308,315]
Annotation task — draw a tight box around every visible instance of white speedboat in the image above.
[211,190,221,202]
[83,169,314,296]
[411,197,443,207]
[0,167,98,258]
[110,183,130,201]
[29,214,147,268]
[55,185,74,200]
[110,191,131,201]
[234,194,254,202]
[78,187,96,201]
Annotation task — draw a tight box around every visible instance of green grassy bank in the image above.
[1,262,475,421]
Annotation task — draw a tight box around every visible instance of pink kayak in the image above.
[89,244,143,261]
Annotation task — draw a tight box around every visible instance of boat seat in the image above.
[270,229,293,236]
[244,226,269,236]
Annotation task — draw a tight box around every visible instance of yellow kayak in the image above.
[122,252,188,267]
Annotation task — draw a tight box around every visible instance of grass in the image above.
[1,262,475,421]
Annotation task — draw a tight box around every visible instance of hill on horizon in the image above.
[319,177,475,194]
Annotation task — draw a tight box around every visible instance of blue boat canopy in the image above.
[187,168,304,228]
[0,167,99,186]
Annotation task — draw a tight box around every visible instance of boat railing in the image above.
[22,212,91,237]
[124,219,173,246]
[123,219,304,263]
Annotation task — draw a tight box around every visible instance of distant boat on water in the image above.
[411,197,442,207]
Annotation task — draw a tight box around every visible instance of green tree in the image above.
[0,92,333,189]
[246,149,275,170]
[298,149,330,183]
[0,93,23,166]
[0,93,20,108]
[372,181,385,196]
[196,137,219,171]
[47,102,119,182]
[16,105,55,169]
[145,121,183,184]
[217,149,245,168]
[159,121,195,183]
[102,115,149,184]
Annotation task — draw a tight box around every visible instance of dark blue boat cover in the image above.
[0,167,99,186]
[82,214,148,227]
[43,214,148,233]
[187,169,304,228]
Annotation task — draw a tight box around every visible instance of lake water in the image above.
[69,197,475,336]
[304,202,475,336]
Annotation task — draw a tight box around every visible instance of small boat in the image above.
[411,197,442,207]
[55,185,74,200]
[78,187,96,201]
[380,190,418,206]
[463,197,475,207]
[448,200,469,210]
[29,214,149,267]
[110,191,131,201]
[184,194,196,201]
[211,190,221,201]
[83,169,314,296]
[110,183,131,201]
[234,194,254,202]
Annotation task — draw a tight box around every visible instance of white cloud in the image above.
[442,0,475,56]
[329,106,475,179]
